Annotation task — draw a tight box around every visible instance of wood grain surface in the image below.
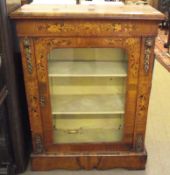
[10,3,163,170]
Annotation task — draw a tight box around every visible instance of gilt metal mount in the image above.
[144,37,154,73]
[135,134,144,152]
[23,38,33,74]
[40,95,45,107]
[34,134,44,154]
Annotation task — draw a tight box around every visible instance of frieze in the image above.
[37,22,134,35]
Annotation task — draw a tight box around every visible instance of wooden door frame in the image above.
[33,37,141,153]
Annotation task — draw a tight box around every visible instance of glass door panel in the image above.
[48,48,128,144]
[53,114,123,143]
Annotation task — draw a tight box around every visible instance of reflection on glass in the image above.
[48,48,127,143]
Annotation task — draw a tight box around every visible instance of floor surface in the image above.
[21,60,170,175]
[155,29,170,72]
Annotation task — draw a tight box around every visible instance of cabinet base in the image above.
[31,150,147,171]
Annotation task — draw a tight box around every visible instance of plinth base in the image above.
[31,150,147,171]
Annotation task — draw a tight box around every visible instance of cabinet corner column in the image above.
[19,37,44,154]
[133,36,155,152]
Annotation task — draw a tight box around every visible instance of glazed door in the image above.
[49,48,126,144]
[34,37,140,152]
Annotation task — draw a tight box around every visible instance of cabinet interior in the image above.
[48,48,128,144]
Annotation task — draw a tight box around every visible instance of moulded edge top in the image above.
[9,4,165,21]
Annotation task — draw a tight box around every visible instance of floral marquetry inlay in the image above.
[37,22,134,35]
[103,37,140,78]
[34,37,140,86]
[136,79,151,123]
[137,92,148,118]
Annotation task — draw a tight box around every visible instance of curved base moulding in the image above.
[31,150,147,171]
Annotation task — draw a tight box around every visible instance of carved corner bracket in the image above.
[23,38,33,74]
[144,37,154,73]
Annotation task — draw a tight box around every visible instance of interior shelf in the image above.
[48,61,127,77]
[52,112,124,143]
[51,94,125,115]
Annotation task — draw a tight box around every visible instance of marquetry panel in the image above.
[15,20,158,37]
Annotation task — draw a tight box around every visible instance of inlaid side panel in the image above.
[134,37,155,152]
[34,37,141,152]
[19,38,44,154]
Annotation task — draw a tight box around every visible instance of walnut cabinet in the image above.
[10,4,164,171]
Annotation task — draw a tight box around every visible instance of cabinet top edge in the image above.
[10,4,165,21]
